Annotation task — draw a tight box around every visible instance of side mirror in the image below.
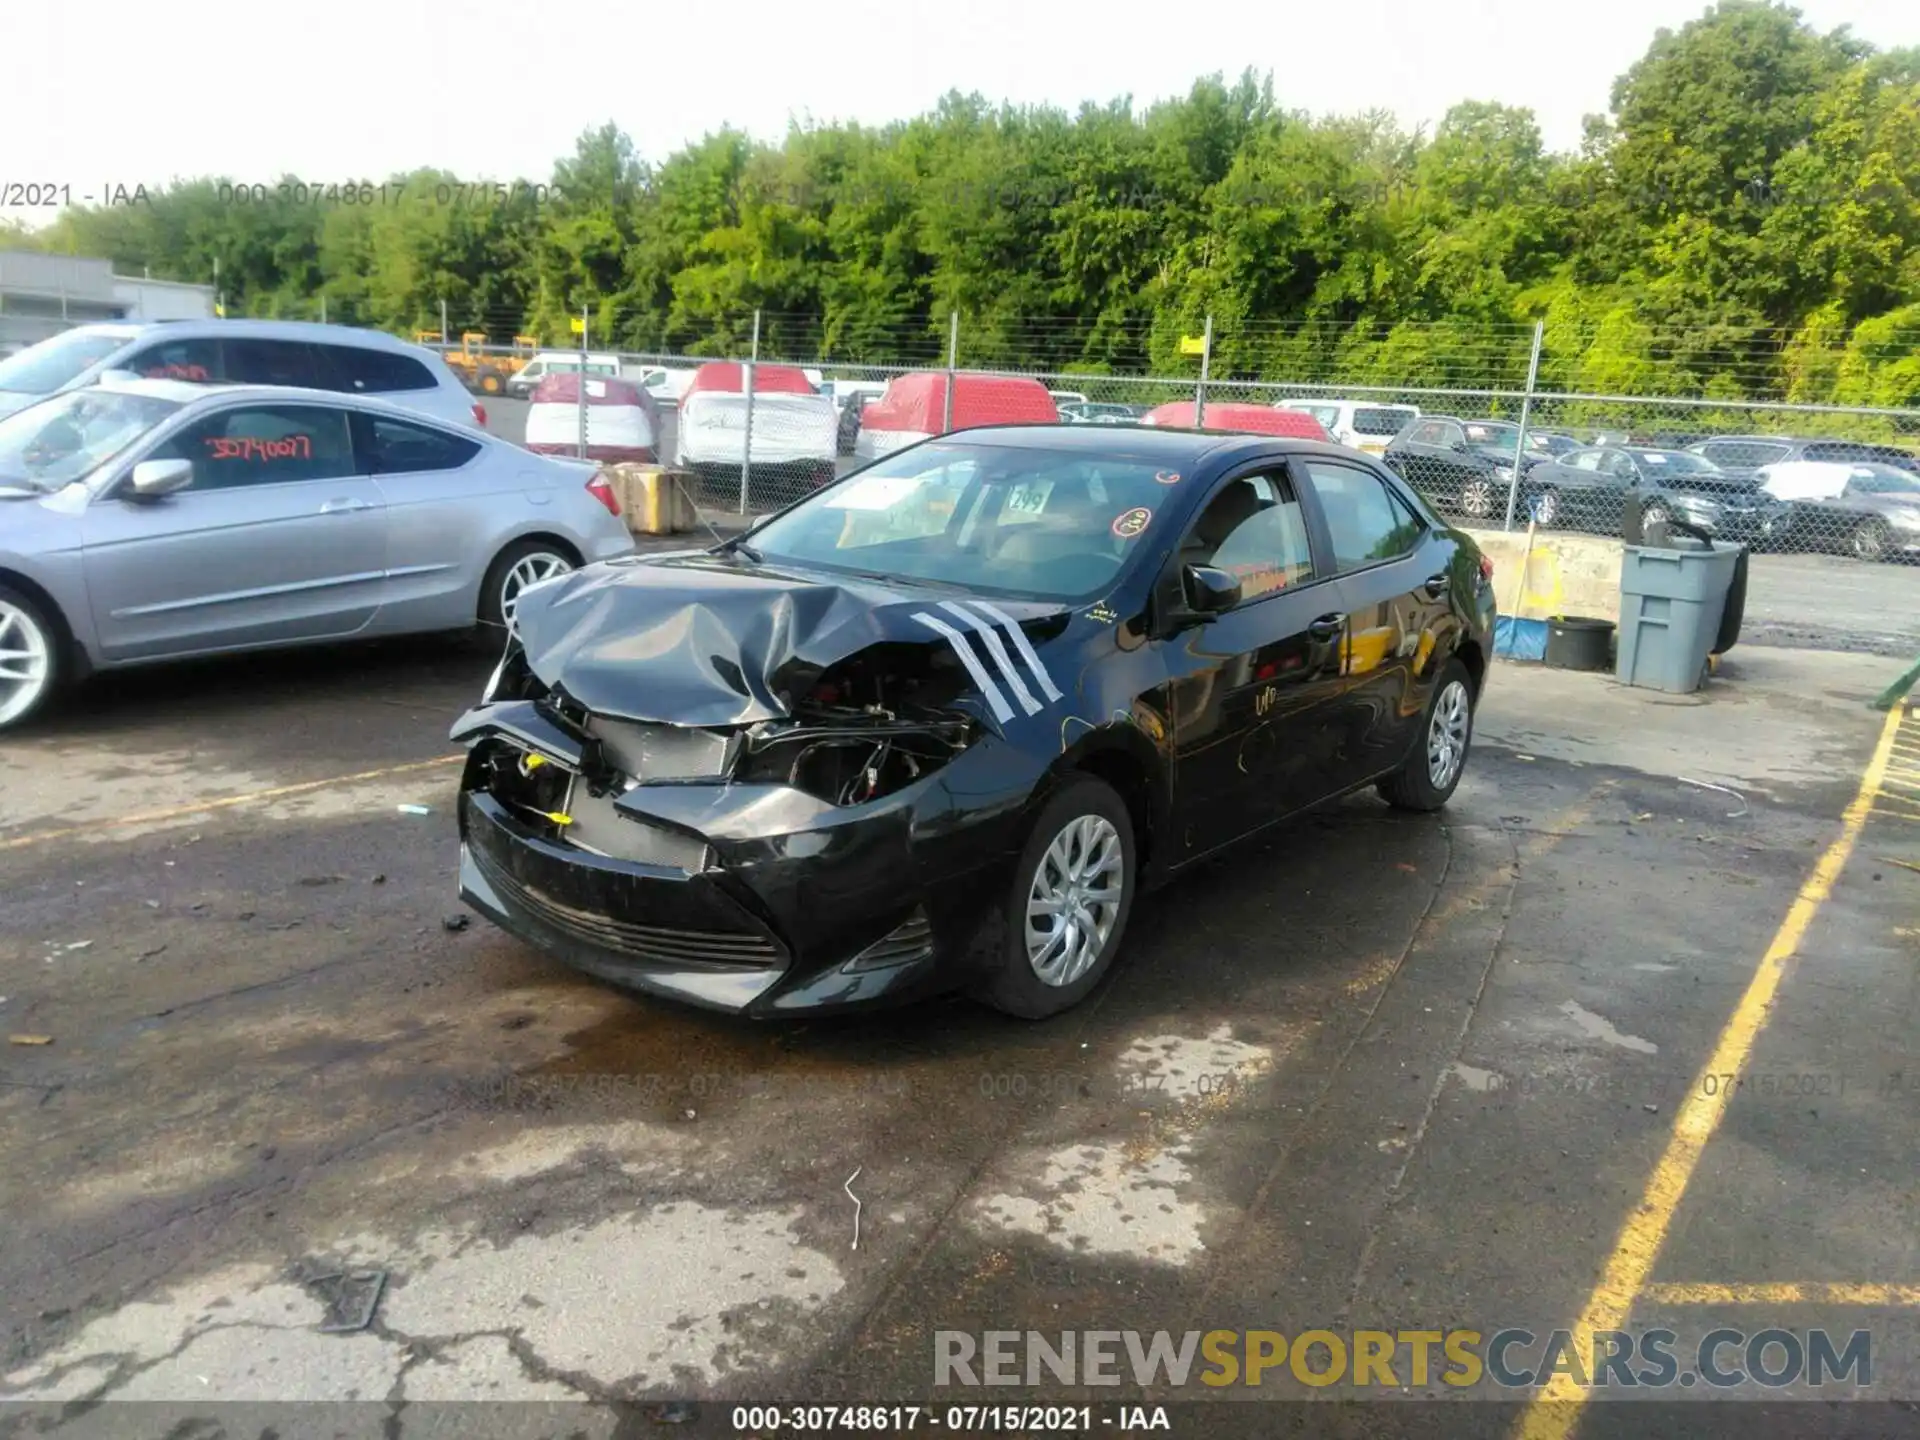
[1182,564,1242,618]
[128,458,194,499]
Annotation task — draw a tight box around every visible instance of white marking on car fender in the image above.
[911,612,1014,723]
[937,600,1040,716]
[958,598,1065,702]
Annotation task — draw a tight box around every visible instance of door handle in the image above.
[1307,612,1346,641]
[319,498,374,515]
[1422,573,1450,599]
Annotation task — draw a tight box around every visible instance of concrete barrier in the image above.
[1464,527,1624,624]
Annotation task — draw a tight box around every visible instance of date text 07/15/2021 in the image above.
[728,1404,1171,1432]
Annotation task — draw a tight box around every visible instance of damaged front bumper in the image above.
[451,697,1027,1017]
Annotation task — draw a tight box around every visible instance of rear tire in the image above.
[479,370,505,397]
[1378,658,1475,813]
[0,585,62,733]
[479,540,576,633]
[977,776,1137,1019]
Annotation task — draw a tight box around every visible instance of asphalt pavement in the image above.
[1,623,1915,1436]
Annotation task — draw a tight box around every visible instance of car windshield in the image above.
[1464,422,1518,447]
[1850,466,1920,495]
[745,441,1182,601]
[0,388,182,490]
[1635,450,1721,474]
[1353,407,1416,436]
[0,329,130,396]
[1699,439,1792,468]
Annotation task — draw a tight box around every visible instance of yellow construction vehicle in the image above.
[415,331,539,396]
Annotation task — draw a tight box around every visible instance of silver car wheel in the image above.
[1025,813,1124,988]
[0,598,53,728]
[1460,479,1496,518]
[500,553,572,628]
[1427,679,1471,790]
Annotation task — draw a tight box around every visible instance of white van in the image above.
[506,351,622,399]
[1278,398,1421,455]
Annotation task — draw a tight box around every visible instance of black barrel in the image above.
[1545,615,1615,671]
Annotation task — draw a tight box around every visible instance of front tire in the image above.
[479,540,575,633]
[978,776,1137,1019]
[0,585,62,733]
[1378,658,1475,813]
[1459,477,1497,520]
[1852,517,1890,562]
[1531,487,1560,527]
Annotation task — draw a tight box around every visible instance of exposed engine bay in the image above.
[466,639,980,861]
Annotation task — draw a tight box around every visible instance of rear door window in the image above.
[1299,460,1425,573]
[223,339,324,389]
[322,346,438,395]
[357,412,481,474]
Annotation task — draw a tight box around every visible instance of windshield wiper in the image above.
[722,538,764,564]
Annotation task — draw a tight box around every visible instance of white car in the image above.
[505,351,622,399]
[0,320,486,431]
[1279,399,1421,455]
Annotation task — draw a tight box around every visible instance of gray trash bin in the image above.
[1616,539,1743,694]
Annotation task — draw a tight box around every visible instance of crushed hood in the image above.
[510,552,1070,727]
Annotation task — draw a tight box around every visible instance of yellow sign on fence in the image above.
[1179,335,1207,356]
[569,317,586,336]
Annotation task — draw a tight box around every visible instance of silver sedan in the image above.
[0,378,635,729]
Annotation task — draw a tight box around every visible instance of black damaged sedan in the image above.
[451,426,1497,1019]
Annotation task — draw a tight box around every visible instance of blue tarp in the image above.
[1494,615,1548,661]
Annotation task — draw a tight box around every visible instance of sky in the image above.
[5,0,1912,226]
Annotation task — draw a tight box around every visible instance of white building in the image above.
[0,251,215,353]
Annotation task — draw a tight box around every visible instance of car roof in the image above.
[944,423,1368,466]
[97,318,430,353]
[93,376,489,431]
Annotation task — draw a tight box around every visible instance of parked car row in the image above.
[1393,427,1920,561]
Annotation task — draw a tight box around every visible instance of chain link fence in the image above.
[11,295,1919,566]
[371,306,1919,566]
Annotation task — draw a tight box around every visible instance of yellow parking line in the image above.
[1641,1283,1920,1306]
[1516,706,1906,1440]
[0,755,464,852]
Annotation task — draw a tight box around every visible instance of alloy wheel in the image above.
[1533,489,1560,526]
[1852,520,1888,562]
[1025,814,1125,987]
[1460,479,1496,519]
[500,552,572,629]
[0,598,53,729]
[1427,679,1471,790]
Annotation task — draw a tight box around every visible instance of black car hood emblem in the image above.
[510,552,1069,727]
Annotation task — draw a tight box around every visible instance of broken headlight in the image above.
[482,643,542,705]
[737,709,975,806]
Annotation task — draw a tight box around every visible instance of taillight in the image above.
[586,474,621,517]
[472,403,488,428]
[1479,554,1495,583]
